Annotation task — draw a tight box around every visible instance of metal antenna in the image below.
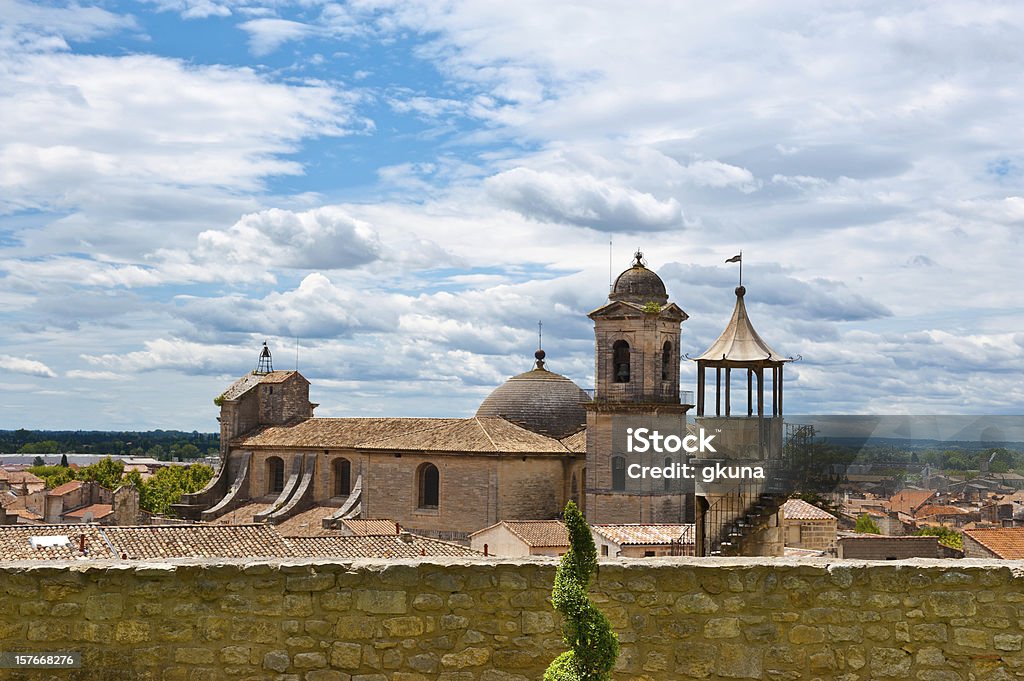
[538,320,543,350]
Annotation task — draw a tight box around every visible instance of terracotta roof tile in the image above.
[288,534,481,559]
[63,504,113,520]
[0,525,116,560]
[236,417,575,454]
[963,527,1024,559]
[272,506,345,537]
[470,520,569,548]
[102,524,294,559]
[209,501,274,524]
[783,498,837,521]
[889,489,936,515]
[560,430,587,453]
[339,519,400,536]
[916,504,971,517]
[591,524,695,546]
[50,480,85,496]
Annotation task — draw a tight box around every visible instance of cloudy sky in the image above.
[1,1,1022,430]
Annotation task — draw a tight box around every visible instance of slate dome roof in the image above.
[475,352,588,439]
[609,251,668,305]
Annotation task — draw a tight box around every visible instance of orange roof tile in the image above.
[591,524,695,546]
[63,504,113,520]
[783,498,837,521]
[889,489,936,515]
[49,480,84,496]
[963,527,1024,559]
[470,520,569,548]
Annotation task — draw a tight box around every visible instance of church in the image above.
[177,253,794,554]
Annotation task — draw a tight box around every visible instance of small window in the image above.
[417,463,439,509]
[644,550,656,557]
[613,340,630,383]
[601,545,609,557]
[661,341,672,381]
[334,458,352,496]
[266,456,285,494]
[571,472,579,504]
[612,456,626,491]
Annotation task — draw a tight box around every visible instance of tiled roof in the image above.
[339,519,400,536]
[470,520,569,548]
[889,489,936,515]
[783,498,837,521]
[0,525,116,560]
[272,506,344,537]
[0,523,481,560]
[591,524,695,546]
[63,503,113,520]
[4,471,45,486]
[102,525,294,559]
[235,417,576,454]
[209,501,273,524]
[288,534,480,559]
[916,504,971,517]
[50,480,85,496]
[560,430,587,453]
[219,370,304,402]
[963,527,1024,559]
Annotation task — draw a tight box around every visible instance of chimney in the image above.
[79,533,86,554]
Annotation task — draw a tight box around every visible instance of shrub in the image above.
[544,501,619,681]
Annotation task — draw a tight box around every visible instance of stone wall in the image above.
[1,557,1023,680]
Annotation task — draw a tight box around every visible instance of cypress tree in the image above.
[544,501,619,681]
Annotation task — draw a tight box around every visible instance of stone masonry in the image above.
[1,557,1023,680]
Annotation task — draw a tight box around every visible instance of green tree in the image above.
[915,526,963,551]
[27,465,75,489]
[78,456,125,490]
[32,455,45,467]
[855,513,881,534]
[59,453,68,467]
[545,501,619,681]
[138,464,215,515]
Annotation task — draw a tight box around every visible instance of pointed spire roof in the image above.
[693,286,790,366]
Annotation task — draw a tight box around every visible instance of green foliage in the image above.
[18,440,59,454]
[213,394,225,407]
[138,464,215,516]
[78,457,126,490]
[32,455,45,467]
[59,453,68,467]
[28,465,75,489]
[855,513,881,534]
[545,501,618,681]
[27,456,214,516]
[640,301,662,313]
[915,526,963,550]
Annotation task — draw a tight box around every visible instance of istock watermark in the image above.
[626,427,717,454]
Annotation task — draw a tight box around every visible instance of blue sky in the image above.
[1,0,1023,430]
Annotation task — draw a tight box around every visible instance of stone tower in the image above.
[691,283,794,556]
[584,252,693,524]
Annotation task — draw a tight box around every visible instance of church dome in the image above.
[609,251,668,305]
[475,351,588,439]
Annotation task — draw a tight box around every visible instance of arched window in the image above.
[417,463,440,509]
[611,456,626,491]
[613,340,630,383]
[333,458,352,497]
[662,341,672,381]
[664,457,673,491]
[571,472,579,505]
[266,456,284,495]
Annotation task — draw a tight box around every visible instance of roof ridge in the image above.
[474,417,500,452]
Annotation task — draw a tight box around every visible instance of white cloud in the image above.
[239,18,320,55]
[0,355,56,378]
[484,167,684,232]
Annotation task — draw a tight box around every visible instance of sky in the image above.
[1,1,1022,431]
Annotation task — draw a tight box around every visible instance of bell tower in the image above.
[584,251,694,524]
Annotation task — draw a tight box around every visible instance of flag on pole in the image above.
[725,254,742,263]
